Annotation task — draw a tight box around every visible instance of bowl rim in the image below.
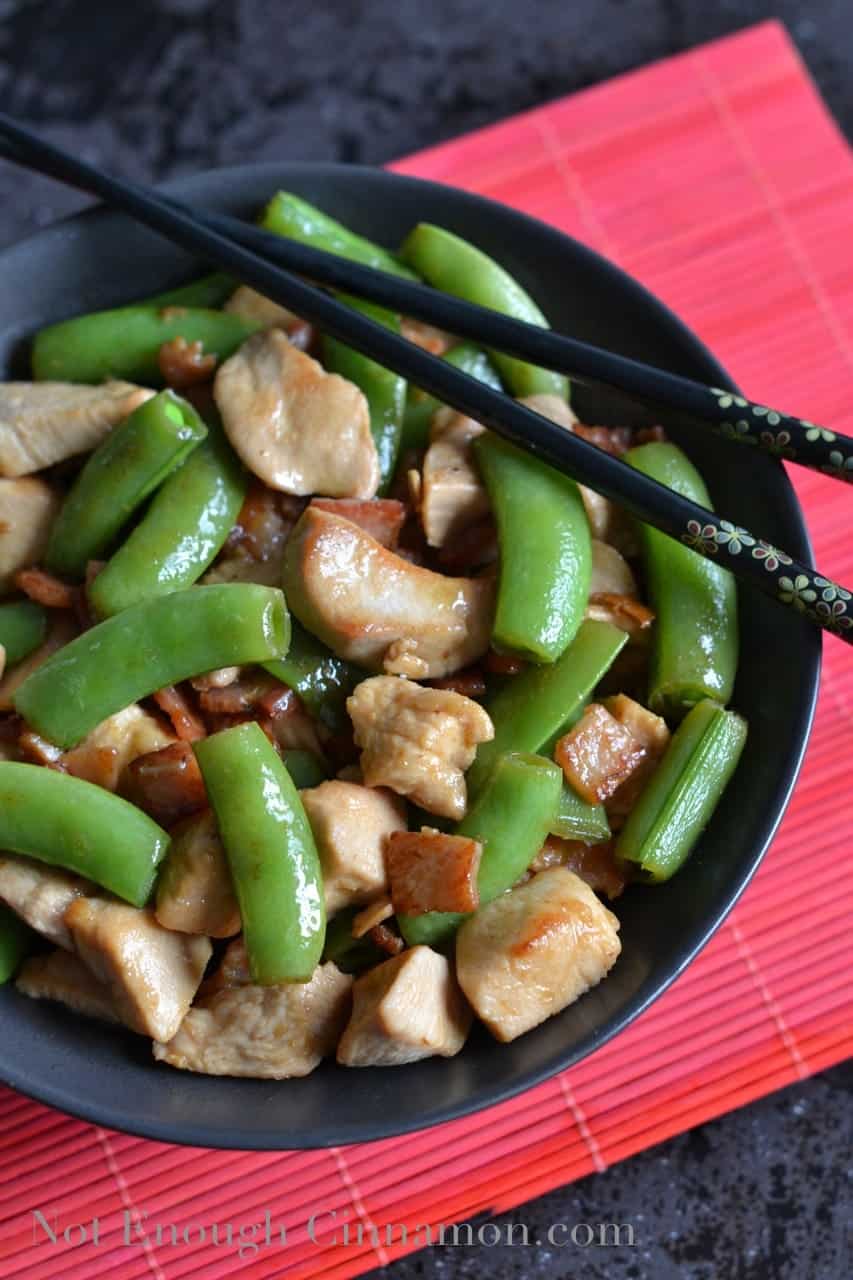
[0,161,821,1148]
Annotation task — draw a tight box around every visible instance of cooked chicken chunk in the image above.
[300,780,406,916]
[16,949,122,1024]
[153,962,352,1078]
[348,676,494,819]
[62,703,176,791]
[155,809,241,938]
[337,945,471,1066]
[0,381,154,477]
[201,551,284,587]
[456,867,621,1042]
[0,855,90,950]
[223,285,301,332]
[0,477,60,591]
[284,505,495,678]
[214,329,379,497]
[65,899,211,1042]
[351,896,394,937]
[590,540,637,597]
[420,410,489,548]
[519,393,578,430]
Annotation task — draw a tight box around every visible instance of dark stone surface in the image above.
[0,1,849,1275]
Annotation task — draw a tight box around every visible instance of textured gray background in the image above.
[0,2,850,1277]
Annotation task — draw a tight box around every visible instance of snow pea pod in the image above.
[194,722,325,983]
[466,618,627,798]
[0,903,36,984]
[262,620,361,730]
[321,906,384,974]
[89,420,246,617]
[14,584,290,749]
[261,191,418,280]
[625,442,738,721]
[400,223,569,400]
[401,342,502,454]
[473,433,591,663]
[324,295,407,489]
[32,305,259,384]
[399,752,562,950]
[0,600,47,667]
[0,763,169,905]
[147,272,235,310]
[282,749,328,790]
[615,699,747,882]
[46,391,208,578]
[550,783,611,843]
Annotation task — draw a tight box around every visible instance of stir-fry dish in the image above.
[0,195,746,1076]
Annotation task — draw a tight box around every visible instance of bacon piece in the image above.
[122,741,208,827]
[531,836,627,900]
[18,730,65,769]
[369,923,404,956]
[554,703,647,805]
[428,668,487,699]
[436,516,498,573]
[573,425,634,456]
[0,614,78,712]
[483,650,527,677]
[310,498,406,550]
[400,316,452,356]
[386,829,482,916]
[226,479,300,562]
[585,592,655,640]
[14,567,74,609]
[152,685,206,742]
[157,337,217,390]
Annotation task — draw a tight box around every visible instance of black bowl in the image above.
[0,164,820,1148]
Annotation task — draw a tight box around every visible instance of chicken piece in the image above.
[65,898,211,1041]
[214,329,379,497]
[224,285,301,333]
[0,477,60,592]
[300,780,406,916]
[190,666,241,692]
[399,316,453,356]
[420,410,489,548]
[202,550,284,587]
[590,540,637,597]
[0,612,77,712]
[386,830,482,915]
[16,949,122,1024]
[554,702,647,804]
[337,945,471,1066]
[456,867,621,1041]
[585,592,655,640]
[153,962,352,1078]
[284,505,495,678]
[0,855,91,950]
[0,381,154,477]
[310,497,406,550]
[348,676,494,820]
[155,809,241,938]
[518,393,579,430]
[351,896,394,937]
[62,703,176,791]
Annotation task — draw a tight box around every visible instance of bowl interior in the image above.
[0,164,820,1147]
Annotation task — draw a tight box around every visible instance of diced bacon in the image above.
[386,829,482,915]
[585,592,655,639]
[226,479,301,562]
[400,316,453,356]
[151,685,206,742]
[310,498,406,550]
[122,741,208,827]
[14,567,74,609]
[483,649,527,676]
[369,923,404,956]
[554,703,647,804]
[157,336,217,390]
[18,730,65,769]
[427,667,487,699]
[436,516,498,573]
[532,836,627,900]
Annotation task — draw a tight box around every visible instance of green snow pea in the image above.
[260,191,418,279]
[400,342,503,454]
[616,699,747,882]
[194,722,325,983]
[263,620,361,730]
[14,584,290,749]
[283,749,329,790]
[89,420,246,617]
[0,601,47,667]
[46,390,208,578]
[550,783,611,843]
[147,272,235,310]
[466,618,627,798]
[400,222,568,400]
[324,295,407,489]
[625,442,739,720]
[473,432,591,663]
[321,907,384,975]
[0,903,36,984]
[32,305,259,384]
[0,763,169,905]
[399,752,562,950]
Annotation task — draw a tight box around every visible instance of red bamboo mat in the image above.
[2,20,852,1279]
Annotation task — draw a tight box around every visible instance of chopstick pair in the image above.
[0,111,850,645]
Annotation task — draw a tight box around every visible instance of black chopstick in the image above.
[0,113,849,645]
